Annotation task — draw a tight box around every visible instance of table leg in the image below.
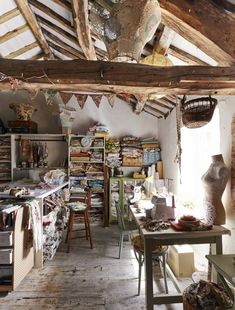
[209,236,223,282]
[144,238,154,310]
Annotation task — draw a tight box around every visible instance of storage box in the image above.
[7,120,38,134]
[167,245,195,277]
[0,249,13,264]
[0,231,13,246]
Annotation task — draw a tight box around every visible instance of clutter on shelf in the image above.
[87,122,109,139]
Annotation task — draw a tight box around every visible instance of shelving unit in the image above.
[0,207,34,291]
[0,135,14,183]
[12,134,68,182]
[68,135,108,226]
[109,177,145,223]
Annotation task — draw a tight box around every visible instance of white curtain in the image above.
[179,108,220,217]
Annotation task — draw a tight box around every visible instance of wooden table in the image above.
[206,254,235,301]
[129,206,231,310]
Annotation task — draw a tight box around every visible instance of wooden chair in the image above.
[66,189,93,252]
[131,235,168,296]
[115,201,138,259]
[115,201,168,294]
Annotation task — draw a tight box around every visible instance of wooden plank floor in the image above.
[0,225,193,309]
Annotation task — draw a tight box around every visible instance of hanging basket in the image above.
[181,96,217,129]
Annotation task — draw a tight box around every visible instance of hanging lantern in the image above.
[104,0,161,62]
[140,51,173,67]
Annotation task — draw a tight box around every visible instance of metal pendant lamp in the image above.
[104,0,161,62]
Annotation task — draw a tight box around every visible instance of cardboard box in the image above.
[167,245,195,277]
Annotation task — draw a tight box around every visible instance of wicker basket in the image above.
[181,96,217,128]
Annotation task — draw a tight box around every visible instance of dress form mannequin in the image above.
[201,154,229,225]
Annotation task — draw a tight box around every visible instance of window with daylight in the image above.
[179,108,220,217]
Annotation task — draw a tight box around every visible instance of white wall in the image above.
[0,90,159,138]
[158,96,235,254]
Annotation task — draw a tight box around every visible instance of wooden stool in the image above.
[66,190,93,252]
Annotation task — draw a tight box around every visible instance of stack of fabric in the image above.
[121,136,142,166]
[87,122,109,138]
[141,138,161,165]
[43,194,69,261]
[105,138,122,167]
[70,148,91,162]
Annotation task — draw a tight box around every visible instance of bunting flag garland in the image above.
[27,89,40,101]
[59,92,73,105]
[75,94,88,109]
[118,93,133,104]
[91,95,102,108]
[43,90,57,105]
[106,94,116,107]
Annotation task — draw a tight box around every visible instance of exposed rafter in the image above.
[0,24,29,44]
[0,8,21,24]
[42,28,85,59]
[71,0,97,60]
[153,25,175,55]
[28,0,74,33]
[15,0,54,59]
[159,0,235,65]
[0,59,234,96]
[6,41,38,59]
[168,45,209,65]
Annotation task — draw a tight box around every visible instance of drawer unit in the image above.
[0,249,13,264]
[0,231,13,246]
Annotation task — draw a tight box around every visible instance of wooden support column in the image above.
[71,0,97,60]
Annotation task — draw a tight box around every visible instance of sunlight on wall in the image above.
[179,108,220,217]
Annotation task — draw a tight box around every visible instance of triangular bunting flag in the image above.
[106,94,116,107]
[91,95,102,108]
[44,90,57,105]
[60,92,73,105]
[118,93,132,104]
[75,94,88,109]
[27,89,39,101]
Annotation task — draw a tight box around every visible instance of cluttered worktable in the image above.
[0,181,69,268]
[129,204,231,310]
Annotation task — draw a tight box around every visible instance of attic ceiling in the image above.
[0,0,235,119]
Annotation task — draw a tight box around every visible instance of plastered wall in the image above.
[0,90,159,138]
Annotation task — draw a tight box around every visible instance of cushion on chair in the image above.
[131,235,168,254]
[66,201,87,212]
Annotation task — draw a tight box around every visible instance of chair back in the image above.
[115,201,126,230]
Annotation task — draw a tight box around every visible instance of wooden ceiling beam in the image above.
[37,16,77,44]
[50,0,71,10]
[148,99,172,111]
[153,25,175,55]
[28,0,74,33]
[0,8,20,24]
[144,104,166,117]
[42,28,86,59]
[168,45,209,65]
[15,0,54,59]
[6,41,38,59]
[0,24,29,44]
[158,0,235,65]
[48,41,77,59]
[0,59,234,96]
[71,0,97,60]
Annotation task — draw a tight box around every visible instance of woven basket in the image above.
[181,96,217,128]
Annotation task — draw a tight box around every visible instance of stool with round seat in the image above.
[131,235,168,295]
[65,190,93,252]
